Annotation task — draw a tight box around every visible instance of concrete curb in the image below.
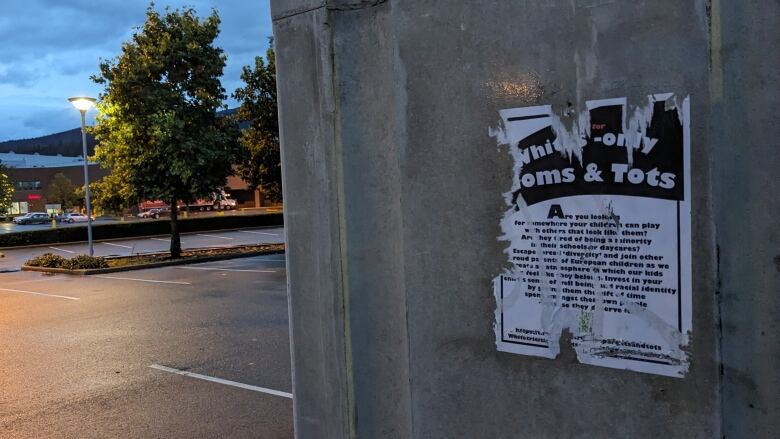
[21,247,285,276]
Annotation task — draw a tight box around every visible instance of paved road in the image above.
[1,218,125,234]
[0,208,281,234]
[0,254,292,438]
[0,226,285,271]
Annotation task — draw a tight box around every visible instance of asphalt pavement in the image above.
[0,208,281,235]
[0,226,285,271]
[1,218,117,234]
[0,253,292,438]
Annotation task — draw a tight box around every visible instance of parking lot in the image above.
[0,208,281,235]
[0,232,292,438]
[0,226,284,272]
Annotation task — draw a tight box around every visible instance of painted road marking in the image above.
[49,246,75,254]
[94,275,191,285]
[0,288,80,301]
[150,238,170,242]
[5,277,60,286]
[174,266,276,273]
[196,233,234,240]
[239,230,280,236]
[149,364,293,399]
[102,242,133,249]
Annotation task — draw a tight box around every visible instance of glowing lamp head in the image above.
[68,96,96,112]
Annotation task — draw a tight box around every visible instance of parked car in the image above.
[13,212,51,225]
[138,207,170,219]
[62,213,89,223]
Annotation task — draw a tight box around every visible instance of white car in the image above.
[62,213,89,223]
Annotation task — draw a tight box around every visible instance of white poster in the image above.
[491,94,691,377]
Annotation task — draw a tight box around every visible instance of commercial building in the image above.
[1,152,107,214]
[1,151,274,216]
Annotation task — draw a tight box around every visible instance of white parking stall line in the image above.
[239,230,280,236]
[102,242,133,249]
[93,275,191,285]
[149,364,293,399]
[174,266,276,273]
[196,233,234,240]
[49,246,75,254]
[5,277,61,286]
[0,288,80,301]
[150,238,170,242]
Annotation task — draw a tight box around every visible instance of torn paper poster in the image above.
[491,94,692,377]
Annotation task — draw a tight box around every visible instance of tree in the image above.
[46,173,78,210]
[0,164,13,215]
[91,5,239,257]
[76,174,135,217]
[233,40,282,204]
[91,173,136,216]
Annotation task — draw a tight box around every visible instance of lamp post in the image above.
[68,96,96,256]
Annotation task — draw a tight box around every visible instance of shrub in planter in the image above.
[0,213,283,247]
[62,255,108,270]
[25,253,108,270]
[26,253,68,268]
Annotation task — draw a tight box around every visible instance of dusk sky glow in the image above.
[0,1,272,142]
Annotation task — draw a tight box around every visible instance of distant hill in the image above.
[0,128,97,157]
[0,108,241,157]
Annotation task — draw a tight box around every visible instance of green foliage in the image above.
[46,173,78,210]
[76,173,136,216]
[233,40,282,203]
[91,175,135,215]
[90,4,239,257]
[26,253,68,268]
[0,164,13,214]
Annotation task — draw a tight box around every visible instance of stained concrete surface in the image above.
[273,0,777,437]
[712,0,780,437]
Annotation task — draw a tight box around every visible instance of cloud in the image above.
[0,103,80,142]
[0,64,42,88]
[0,1,140,63]
[0,0,273,141]
[21,107,74,131]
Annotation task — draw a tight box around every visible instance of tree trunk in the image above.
[254,188,261,208]
[170,198,182,258]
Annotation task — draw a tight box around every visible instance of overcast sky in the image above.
[0,0,272,142]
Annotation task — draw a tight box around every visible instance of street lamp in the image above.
[68,96,96,256]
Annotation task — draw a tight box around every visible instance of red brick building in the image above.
[1,152,108,214]
[1,152,272,216]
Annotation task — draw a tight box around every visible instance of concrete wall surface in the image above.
[272,0,778,437]
[711,0,780,437]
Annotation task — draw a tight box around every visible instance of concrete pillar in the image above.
[711,1,780,437]
[272,1,778,437]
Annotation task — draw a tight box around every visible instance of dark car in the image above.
[138,207,170,219]
[13,212,51,225]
